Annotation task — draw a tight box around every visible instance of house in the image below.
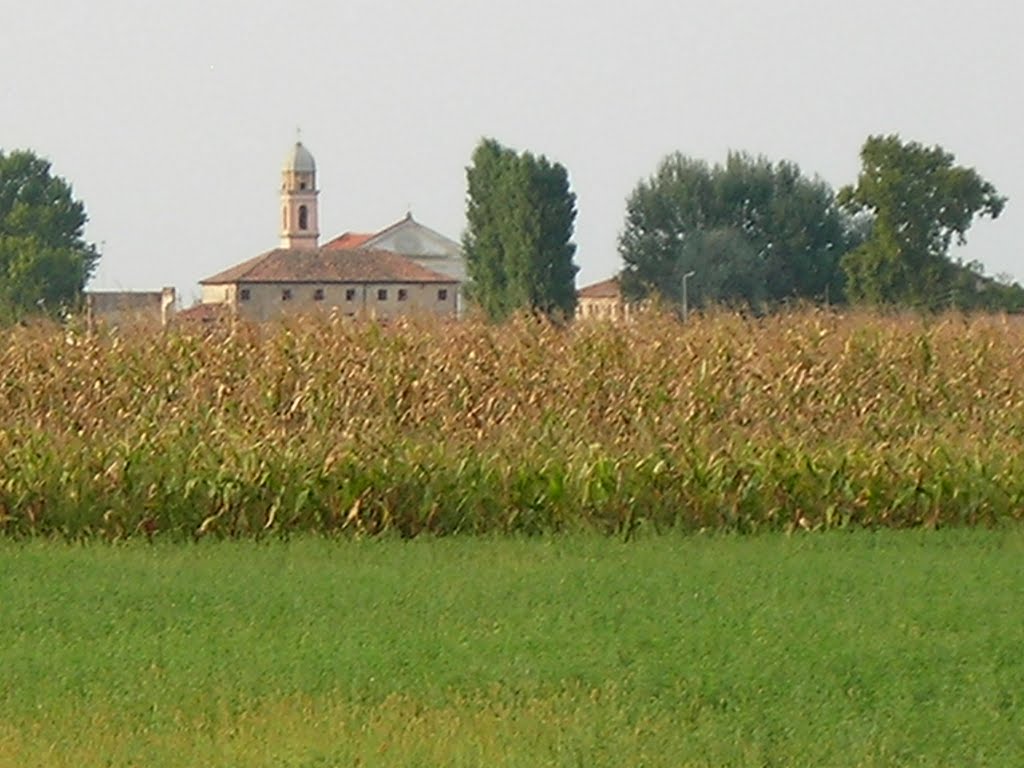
[189,142,459,323]
[576,277,633,321]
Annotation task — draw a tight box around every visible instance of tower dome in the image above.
[283,141,316,173]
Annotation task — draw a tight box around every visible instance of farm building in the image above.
[576,277,634,321]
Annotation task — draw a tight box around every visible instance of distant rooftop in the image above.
[283,141,315,173]
[578,277,622,299]
[322,232,373,250]
[200,248,457,285]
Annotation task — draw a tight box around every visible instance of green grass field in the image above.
[2,531,1023,766]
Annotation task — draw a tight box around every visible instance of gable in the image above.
[363,217,462,259]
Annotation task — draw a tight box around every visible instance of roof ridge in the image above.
[364,216,409,243]
[362,214,459,250]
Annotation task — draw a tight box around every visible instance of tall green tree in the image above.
[838,135,1007,308]
[462,140,517,321]
[463,138,578,321]
[0,149,99,322]
[619,152,857,309]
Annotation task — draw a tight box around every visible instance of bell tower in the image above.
[280,141,319,250]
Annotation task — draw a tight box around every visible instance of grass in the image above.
[2,530,1023,766]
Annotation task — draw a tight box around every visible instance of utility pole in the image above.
[682,271,696,322]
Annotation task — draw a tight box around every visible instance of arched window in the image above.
[299,205,308,230]
[282,207,287,229]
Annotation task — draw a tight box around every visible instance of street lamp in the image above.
[681,271,696,323]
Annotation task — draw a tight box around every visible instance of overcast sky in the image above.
[2,0,1021,303]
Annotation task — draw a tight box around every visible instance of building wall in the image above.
[86,288,176,327]
[226,281,457,322]
[404,253,466,283]
[577,296,631,321]
[201,283,237,307]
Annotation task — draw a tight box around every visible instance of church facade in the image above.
[324,213,466,286]
[190,142,462,323]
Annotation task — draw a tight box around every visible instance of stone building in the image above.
[576,277,634,321]
[199,248,457,323]
[187,142,459,323]
[85,287,176,327]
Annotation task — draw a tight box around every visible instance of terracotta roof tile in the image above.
[322,232,373,250]
[200,248,457,286]
[578,277,622,299]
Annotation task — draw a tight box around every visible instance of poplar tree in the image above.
[463,139,578,321]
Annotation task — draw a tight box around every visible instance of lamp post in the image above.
[682,270,695,323]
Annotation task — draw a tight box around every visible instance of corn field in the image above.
[2,309,1024,538]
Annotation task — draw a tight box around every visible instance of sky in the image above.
[2,0,1021,304]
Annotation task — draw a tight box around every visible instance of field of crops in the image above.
[3,531,1022,767]
[2,309,1024,537]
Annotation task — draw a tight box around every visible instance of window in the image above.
[377,288,388,301]
[240,288,251,302]
[313,288,324,301]
[282,288,292,302]
[298,205,308,230]
[438,289,448,301]
[299,181,307,190]
[345,288,356,302]
[397,288,408,302]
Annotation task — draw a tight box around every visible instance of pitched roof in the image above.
[363,212,460,251]
[361,211,415,244]
[578,277,622,299]
[322,232,373,250]
[200,248,457,285]
[324,213,460,256]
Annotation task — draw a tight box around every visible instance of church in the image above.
[187,142,463,323]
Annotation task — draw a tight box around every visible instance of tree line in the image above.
[464,134,1016,318]
[0,134,1015,324]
